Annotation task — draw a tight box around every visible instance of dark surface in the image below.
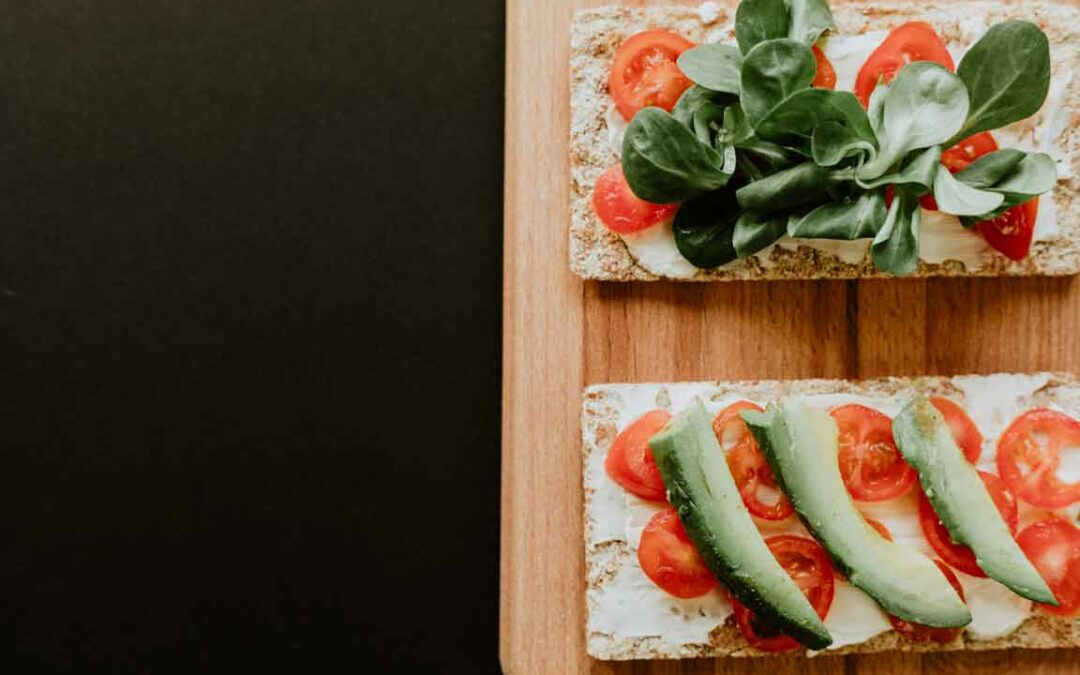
[0,0,503,672]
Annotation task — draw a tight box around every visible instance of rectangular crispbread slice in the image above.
[582,372,1080,659]
[570,1,1080,280]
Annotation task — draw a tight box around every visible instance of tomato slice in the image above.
[811,44,836,90]
[714,401,794,521]
[732,535,836,652]
[592,164,679,235]
[977,198,1040,262]
[1017,518,1080,617]
[942,132,999,173]
[929,397,984,463]
[890,560,967,642]
[996,408,1080,509]
[638,507,719,598]
[920,133,999,210]
[609,30,695,121]
[853,22,954,107]
[830,404,916,502]
[919,471,1018,577]
[605,409,671,501]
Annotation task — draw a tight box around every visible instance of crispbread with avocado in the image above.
[582,372,1080,659]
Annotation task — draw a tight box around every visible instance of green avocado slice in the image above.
[742,400,972,628]
[649,400,832,650]
[892,396,1057,605]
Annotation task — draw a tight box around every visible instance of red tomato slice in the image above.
[605,409,671,501]
[638,507,719,598]
[977,198,1040,262]
[1017,518,1080,617]
[609,30,695,121]
[732,535,836,652]
[830,404,916,502]
[919,471,1018,577]
[869,519,967,642]
[930,397,984,463]
[920,133,999,210]
[811,45,836,90]
[853,22,955,107]
[996,408,1080,509]
[942,132,999,173]
[592,164,679,235]
[714,401,794,520]
[890,560,966,642]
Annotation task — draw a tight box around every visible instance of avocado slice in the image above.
[649,400,832,650]
[893,396,1057,605]
[742,400,971,628]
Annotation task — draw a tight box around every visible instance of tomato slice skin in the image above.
[732,535,835,652]
[1017,517,1080,617]
[605,409,671,501]
[929,397,984,463]
[977,198,1040,262]
[996,408,1080,509]
[592,164,679,235]
[830,404,916,502]
[714,401,794,520]
[609,30,695,121]
[853,22,955,107]
[811,45,836,90]
[638,507,719,598]
[919,471,1018,577]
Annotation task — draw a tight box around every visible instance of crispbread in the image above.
[582,373,1080,659]
[569,1,1080,280]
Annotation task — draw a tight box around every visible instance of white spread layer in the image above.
[603,23,1071,279]
[620,216,700,279]
[588,374,1079,652]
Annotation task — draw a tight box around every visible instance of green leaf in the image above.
[953,21,1051,143]
[867,81,888,138]
[733,212,788,257]
[673,86,724,127]
[955,150,1057,224]
[856,146,941,192]
[673,188,741,267]
[735,0,790,54]
[722,104,755,144]
[736,161,831,213]
[872,191,921,275]
[857,63,969,181]
[953,149,1025,187]
[787,0,834,48]
[678,44,744,95]
[811,120,876,167]
[755,89,873,146]
[958,151,1056,203]
[622,107,736,202]
[933,165,1004,216]
[789,190,886,240]
[740,39,816,124]
[735,0,834,54]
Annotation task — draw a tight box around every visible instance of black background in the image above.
[0,1,503,672]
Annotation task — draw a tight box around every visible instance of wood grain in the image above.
[500,0,1080,673]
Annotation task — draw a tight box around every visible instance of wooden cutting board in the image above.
[500,0,1080,672]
